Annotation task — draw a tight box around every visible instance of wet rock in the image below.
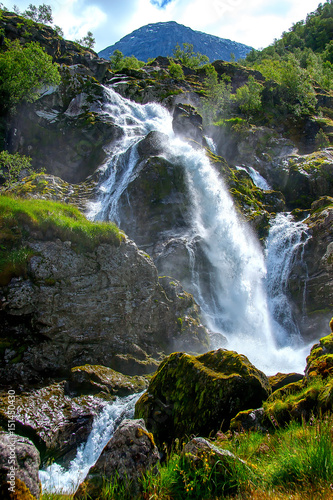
[0,431,41,499]
[75,418,159,499]
[66,364,148,396]
[118,155,189,255]
[0,383,104,465]
[268,372,304,392]
[172,103,203,145]
[291,202,333,339]
[230,408,266,432]
[137,130,169,158]
[135,349,271,448]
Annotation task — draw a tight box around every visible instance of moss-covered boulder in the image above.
[134,349,271,447]
[305,323,333,379]
[268,372,304,392]
[262,325,333,427]
[66,364,148,396]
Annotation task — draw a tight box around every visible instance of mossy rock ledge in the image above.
[134,349,271,448]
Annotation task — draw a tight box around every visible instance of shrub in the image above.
[110,50,144,72]
[0,151,32,186]
[172,43,209,69]
[168,61,184,79]
[0,40,61,113]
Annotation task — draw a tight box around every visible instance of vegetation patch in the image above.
[0,195,124,284]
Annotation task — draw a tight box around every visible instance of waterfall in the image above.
[39,392,141,494]
[236,164,271,190]
[265,212,311,346]
[88,87,173,223]
[88,87,310,375]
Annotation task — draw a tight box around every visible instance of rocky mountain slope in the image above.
[98,21,253,62]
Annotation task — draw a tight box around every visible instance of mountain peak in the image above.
[98,21,253,62]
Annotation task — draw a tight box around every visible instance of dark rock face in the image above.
[75,418,159,499]
[0,431,41,499]
[0,236,209,385]
[98,21,253,62]
[8,84,122,184]
[135,349,271,448]
[172,104,204,145]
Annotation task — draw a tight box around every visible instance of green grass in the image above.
[0,194,125,284]
[43,414,333,499]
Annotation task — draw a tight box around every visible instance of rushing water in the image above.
[265,212,311,346]
[88,87,311,374]
[40,393,141,494]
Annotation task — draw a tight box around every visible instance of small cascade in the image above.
[265,212,311,346]
[88,87,173,223]
[236,165,271,190]
[39,393,141,494]
[87,87,310,374]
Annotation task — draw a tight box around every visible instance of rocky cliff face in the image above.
[0,233,209,386]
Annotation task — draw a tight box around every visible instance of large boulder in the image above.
[75,418,159,498]
[0,431,41,499]
[135,349,271,447]
[180,437,247,497]
[172,103,204,145]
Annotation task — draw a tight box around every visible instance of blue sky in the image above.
[4,0,323,52]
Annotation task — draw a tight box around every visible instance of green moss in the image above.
[135,350,270,448]
[0,195,125,284]
[262,376,331,427]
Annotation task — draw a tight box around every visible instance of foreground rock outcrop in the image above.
[75,418,159,499]
[0,383,105,465]
[135,349,271,447]
[0,431,41,499]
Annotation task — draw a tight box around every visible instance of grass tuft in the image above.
[0,195,125,284]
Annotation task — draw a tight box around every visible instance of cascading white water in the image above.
[88,87,310,374]
[236,165,271,190]
[265,212,311,346]
[88,87,173,223]
[40,392,141,494]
